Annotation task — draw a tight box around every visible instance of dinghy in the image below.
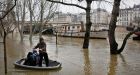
[14,58,61,70]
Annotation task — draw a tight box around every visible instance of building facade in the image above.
[50,9,110,32]
[91,8,110,24]
[78,8,110,25]
[117,4,140,27]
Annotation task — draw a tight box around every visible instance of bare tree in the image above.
[45,0,109,48]
[108,0,140,54]
[0,0,17,73]
[27,0,34,42]
[45,0,93,48]
[15,0,27,42]
[30,0,57,38]
[39,0,44,38]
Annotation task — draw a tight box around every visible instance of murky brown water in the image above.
[0,27,140,75]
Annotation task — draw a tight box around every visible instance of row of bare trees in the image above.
[0,0,57,73]
[15,0,57,42]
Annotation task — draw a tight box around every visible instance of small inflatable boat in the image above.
[14,58,61,70]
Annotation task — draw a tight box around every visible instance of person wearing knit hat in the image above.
[34,37,49,67]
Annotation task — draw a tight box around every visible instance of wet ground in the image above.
[0,27,140,75]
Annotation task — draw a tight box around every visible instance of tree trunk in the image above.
[29,18,33,43]
[3,32,7,74]
[29,0,33,42]
[19,0,26,42]
[39,0,44,38]
[108,0,121,54]
[18,19,24,42]
[108,0,138,54]
[16,5,20,39]
[83,1,92,49]
[0,27,3,37]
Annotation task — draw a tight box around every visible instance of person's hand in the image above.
[39,49,42,51]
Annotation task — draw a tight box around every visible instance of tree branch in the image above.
[46,0,86,10]
[118,28,140,54]
[92,0,113,4]
[0,0,17,20]
[0,20,6,34]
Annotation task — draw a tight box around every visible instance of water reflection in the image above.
[55,45,58,59]
[29,39,33,46]
[108,54,127,75]
[108,55,118,75]
[82,49,92,75]
[119,54,127,63]
[18,41,28,58]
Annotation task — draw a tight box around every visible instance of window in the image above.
[73,26,75,29]
[68,26,70,30]
[77,26,80,28]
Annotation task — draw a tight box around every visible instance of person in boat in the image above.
[32,49,40,65]
[24,50,38,66]
[34,37,49,67]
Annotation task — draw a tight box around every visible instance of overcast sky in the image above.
[58,0,140,13]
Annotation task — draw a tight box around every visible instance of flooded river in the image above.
[0,27,140,75]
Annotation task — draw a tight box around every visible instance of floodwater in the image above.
[0,27,140,75]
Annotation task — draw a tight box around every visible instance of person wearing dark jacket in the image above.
[34,37,49,67]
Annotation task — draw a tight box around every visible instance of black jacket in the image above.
[34,42,46,52]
